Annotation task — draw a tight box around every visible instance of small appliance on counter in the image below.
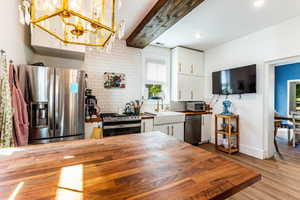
[186,101,206,112]
[85,89,100,119]
[123,100,143,116]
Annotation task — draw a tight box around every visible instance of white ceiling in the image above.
[120,0,159,39]
[151,0,300,50]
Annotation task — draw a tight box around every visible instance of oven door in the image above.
[103,121,141,137]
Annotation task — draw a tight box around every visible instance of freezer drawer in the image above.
[184,115,202,145]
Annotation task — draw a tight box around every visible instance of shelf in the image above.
[215,114,239,154]
[217,130,239,136]
[215,114,239,119]
[216,145,239,154]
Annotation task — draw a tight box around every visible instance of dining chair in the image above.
[280,120,293,145]
[274,120,282,154]
[291,111,300,147]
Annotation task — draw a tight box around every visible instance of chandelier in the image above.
[19,0,125,51]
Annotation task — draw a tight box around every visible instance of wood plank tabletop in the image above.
[0,132,261,200]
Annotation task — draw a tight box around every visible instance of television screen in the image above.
[212,64,256,95]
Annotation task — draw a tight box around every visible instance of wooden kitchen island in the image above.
[0,132,261,200]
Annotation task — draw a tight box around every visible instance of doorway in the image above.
[264,57,300,158]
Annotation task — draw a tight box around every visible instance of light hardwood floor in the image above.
[200,137,300,200]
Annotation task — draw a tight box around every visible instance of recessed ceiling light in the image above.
[253,0,265,8]
[195,33,202,39]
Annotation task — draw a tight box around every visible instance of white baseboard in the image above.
[239,144,265,159]
[210,138,265,159]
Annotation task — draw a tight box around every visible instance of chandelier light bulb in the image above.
[18,5,25,25]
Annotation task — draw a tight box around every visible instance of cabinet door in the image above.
[190,51,204,76]
[177,48,189,74]
[177,75,188,101]
[171,123,184,141]
[201,115,212,142]
[153,124,170,136]
[31,25,85,58]
[190,76,204,101]
[141,119,154,133]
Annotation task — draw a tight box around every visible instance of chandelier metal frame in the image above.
[30,0,116,47]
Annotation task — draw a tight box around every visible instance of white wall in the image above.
[0,0,32,64]
[205,15,300,159]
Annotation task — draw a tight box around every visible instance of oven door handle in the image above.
[103,123,141,130]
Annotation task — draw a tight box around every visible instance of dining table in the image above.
[0,132,261,200]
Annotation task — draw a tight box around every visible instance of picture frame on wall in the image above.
[104,72,126,88]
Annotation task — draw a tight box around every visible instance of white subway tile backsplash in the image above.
[84,40,143,113]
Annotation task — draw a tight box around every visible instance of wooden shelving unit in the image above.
[215,114,239,154]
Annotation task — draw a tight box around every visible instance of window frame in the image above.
[142,48,171,104]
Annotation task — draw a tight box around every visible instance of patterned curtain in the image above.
[0,51,14,147]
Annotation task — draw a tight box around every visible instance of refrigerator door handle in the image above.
[49,68,55,136]
[54,71,64,136]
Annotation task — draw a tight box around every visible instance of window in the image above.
[288,81,300,114]
[296,84,300,111]
[143,59,168,100]
[146,61,167,83]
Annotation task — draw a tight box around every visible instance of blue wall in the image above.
[275,62,300,116]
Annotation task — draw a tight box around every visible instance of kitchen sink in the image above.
[146,112,185,125]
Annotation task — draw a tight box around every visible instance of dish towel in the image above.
[9,63,29,146]
[0,52,13,147]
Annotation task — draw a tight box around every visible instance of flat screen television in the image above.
[212,64,256,95]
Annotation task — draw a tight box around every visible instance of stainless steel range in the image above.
[101,113,141,137]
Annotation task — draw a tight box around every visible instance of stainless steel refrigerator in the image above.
[23,65,85,144]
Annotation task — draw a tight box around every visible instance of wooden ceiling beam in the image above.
[126,0,205,49]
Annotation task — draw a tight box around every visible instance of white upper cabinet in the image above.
[172,47,205,101]
[31,26,85,60]
[173,47,204,76]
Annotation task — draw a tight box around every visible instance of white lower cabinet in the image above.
[172,123,184,141]
[141,119,154,133]
[154,123,184,141]
[201,115,212,143]
[153,124,169,135]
